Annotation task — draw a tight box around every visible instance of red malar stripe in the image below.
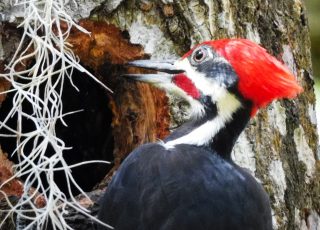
[173,74,201,99]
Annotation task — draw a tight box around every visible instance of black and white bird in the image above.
[98,39,302,230]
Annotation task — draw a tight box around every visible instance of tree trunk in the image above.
[0,0,319,230]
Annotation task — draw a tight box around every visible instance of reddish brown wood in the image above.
[68,20,170,180]
[0,151,23,199]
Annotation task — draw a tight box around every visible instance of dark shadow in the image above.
[0,66,114,197]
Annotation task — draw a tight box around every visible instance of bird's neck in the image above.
[208,106,251,159]
[164,95,252,159]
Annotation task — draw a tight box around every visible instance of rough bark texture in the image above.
[0,0,319,230]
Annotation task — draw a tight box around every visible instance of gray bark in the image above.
[0,0,319,230]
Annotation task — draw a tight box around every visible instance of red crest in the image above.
[185,39,303,116]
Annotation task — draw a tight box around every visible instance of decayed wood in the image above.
[67,20,170,180]
[0,150,23,200]
[0,149,22,229]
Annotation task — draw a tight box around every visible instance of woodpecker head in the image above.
[125,39,302,118]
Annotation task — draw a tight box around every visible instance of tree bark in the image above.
[0,0,319,230]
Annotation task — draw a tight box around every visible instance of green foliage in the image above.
[306,0,320,79]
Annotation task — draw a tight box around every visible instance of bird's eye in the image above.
[193,48,207,63]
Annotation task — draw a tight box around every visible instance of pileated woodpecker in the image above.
[98,39,302,230]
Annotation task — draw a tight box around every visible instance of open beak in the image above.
[122,60,185,85]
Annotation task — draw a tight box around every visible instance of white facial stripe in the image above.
[174,58,227,102]
[164,92,242,148]
[164,117,226,149]
[189,99,205,119]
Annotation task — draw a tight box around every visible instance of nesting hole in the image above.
[0,66,114,196]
